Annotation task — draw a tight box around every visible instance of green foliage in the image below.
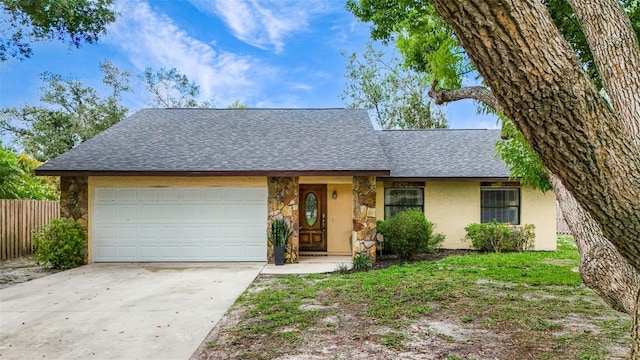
[346,0,469,89]
[0,144,57,199]
[0,0,116,62]
[495,116,552,192]
[270,218,293,247]
[227,100,248,108]
[352,253,373,271]
[376,208,444,259]
[33,218,86,269]
[465,221,535,253]
[341,42,447,129]
[0,61,131,161]
[140,67,214,108]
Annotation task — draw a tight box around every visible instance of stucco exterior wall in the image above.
[521,187,557,250]
[89,176,266,188]
[424,181,481,249]
[326,184,353,255]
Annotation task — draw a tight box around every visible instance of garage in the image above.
[92,187,267,262]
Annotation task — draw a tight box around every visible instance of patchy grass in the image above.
[193,236,631,360]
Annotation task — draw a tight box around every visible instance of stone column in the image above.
[60,176,89,261]
[60,176,89,230]
[352,176,377,260]
[267,177,299,263]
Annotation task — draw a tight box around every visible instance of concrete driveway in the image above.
[0,263,263,359]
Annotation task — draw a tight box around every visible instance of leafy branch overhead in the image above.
[0,0,117,62]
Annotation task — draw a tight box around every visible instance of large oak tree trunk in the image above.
[428,0,640,355]
[429,0,640,274]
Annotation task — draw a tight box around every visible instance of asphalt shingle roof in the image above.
[37,109,511,179]
[376,129,511,178]
[37,108,390,174]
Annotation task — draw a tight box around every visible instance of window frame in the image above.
[383,186,424,219]
[480,186,521,225]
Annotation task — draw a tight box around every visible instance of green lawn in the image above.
[197,236,631,360]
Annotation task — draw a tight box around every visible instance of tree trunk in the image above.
[550,173,639,316]
[429,0,640,284]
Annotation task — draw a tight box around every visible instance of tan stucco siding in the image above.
[521,187,557,250]
[424,181,481,249]
[299,176,353,184]
[375,181,385,221]
[87,176,268,262]
[326,183,353,255]
[89,176,267,188]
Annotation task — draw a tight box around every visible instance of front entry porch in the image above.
[267,176,378,264]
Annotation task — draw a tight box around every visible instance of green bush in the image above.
[33,218,86,269]
[376,208,444,260]
[352,253,373,271]
[465,221,535,253]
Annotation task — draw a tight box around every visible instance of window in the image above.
[481,187,520,224]
[384,187,424,219]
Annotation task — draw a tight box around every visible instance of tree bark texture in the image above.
[566,0,640,142]
[428,81,502,110]
[550,173,639,315]
[430,0,640,279]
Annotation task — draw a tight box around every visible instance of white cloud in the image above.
[106,0,263,104]
[190,0,332,52]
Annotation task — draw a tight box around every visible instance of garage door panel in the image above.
[93,186,267,262]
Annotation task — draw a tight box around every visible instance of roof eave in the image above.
[35,169,392,177]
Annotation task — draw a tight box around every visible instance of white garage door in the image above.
[92,187,267,262]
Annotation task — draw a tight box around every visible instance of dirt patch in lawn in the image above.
[0,257,59,289]
[192,248,631,360]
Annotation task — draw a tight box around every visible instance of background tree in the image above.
[0,61,131,161]
[140,67,215,108]
[341,42,447,129]
[0,0,116,62]
[0,143,57,199]
[348,0,640,354]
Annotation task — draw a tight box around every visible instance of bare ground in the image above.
[0,257,59,289]
[192,250,631,360]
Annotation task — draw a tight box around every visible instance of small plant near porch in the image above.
[270,218,293,266]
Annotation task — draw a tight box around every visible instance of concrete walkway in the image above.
[260,256,352,274]
[0,263,263,360]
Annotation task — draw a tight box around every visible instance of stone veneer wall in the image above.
[352,176,377,260]
[60,176,89,230]
[267,177,299,263]
[60,176,89,261]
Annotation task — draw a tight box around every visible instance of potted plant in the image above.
[271,218,293,265]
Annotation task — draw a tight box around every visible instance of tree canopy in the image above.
[341,42,447,129]
[0,143,57,200]
[0,61,131,161]
[0,0,116,62]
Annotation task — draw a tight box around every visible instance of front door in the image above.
[299,184,327,252]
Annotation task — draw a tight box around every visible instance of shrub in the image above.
[376,208,445,260]
[33,218,86,269]
[465,221,535,253]
[352,253,373,271]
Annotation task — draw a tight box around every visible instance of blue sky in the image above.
[0,0,497,131]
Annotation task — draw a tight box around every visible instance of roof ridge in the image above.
[140,107,362,111]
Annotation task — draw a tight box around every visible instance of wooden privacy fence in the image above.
[0,199,60,261]
[556,202,572,235]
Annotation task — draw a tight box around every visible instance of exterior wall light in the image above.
[332,190,338,199]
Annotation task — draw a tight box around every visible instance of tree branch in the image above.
[428,80,502,111]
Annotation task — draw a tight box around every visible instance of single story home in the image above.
[36,108,556,263]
